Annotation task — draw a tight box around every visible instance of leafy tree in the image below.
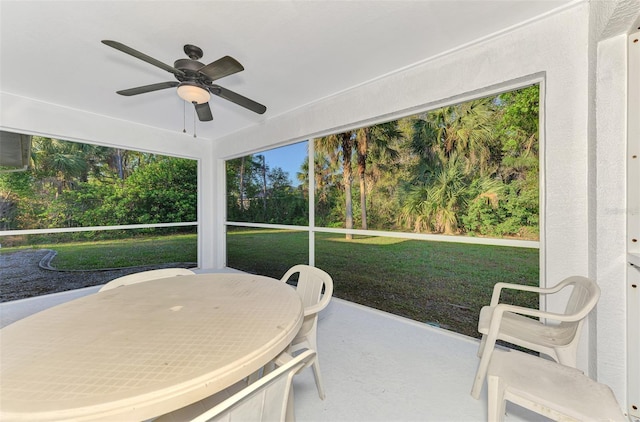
[1,136,198,237]
[227,154,308,225]
[495,86,539,182]
[120,158,197,224]
[226,155,265,222]
[0,171,35,229]
[265,167,307,224]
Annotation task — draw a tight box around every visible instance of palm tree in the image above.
[315,133,354,239]
[411,98,495,177]
[400,97,502,234]
[31,137,88,197]
[313,123,402,234]
[297,152,339,201]
[400,154,469,234]
[354,122,401,230]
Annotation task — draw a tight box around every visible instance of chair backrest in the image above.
[98,268,195,292]
[562,276,601,317]
[281,265,333,308]
[191,350,316,422]
[281,265,333,336]
[556,276,601,336]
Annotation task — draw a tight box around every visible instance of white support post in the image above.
[627,30,640,421]
[308,138,316,267]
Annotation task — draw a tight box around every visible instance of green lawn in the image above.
[227,229,539,338]
[0,234,198,269]
[2,229,539,338]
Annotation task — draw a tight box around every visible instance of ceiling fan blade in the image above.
[102,40,185,77]
[195,103,213,121]
[198,56,244,82]
[209,85,266,115]
[116,81,179,96]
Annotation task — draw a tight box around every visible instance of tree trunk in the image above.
[341,133,354,240]
[357,128,369,230]
[115,149,125,180]
[261,155,267,214]
[239,157,246,211]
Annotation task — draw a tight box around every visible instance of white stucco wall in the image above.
[594,33,629,406]
[0,93,212,158]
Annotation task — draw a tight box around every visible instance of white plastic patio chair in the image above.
[470,275,600,399]
[154,350,315,422]
[281,265,333,400]
[98,268,195,292]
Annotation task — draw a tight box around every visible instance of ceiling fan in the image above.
[102,40,266,121]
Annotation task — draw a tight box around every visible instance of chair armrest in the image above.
[491,303,585,324]
[303,306,321,317]
[489,281,570,307]
[303,293,331,316]
[302,282,334,317]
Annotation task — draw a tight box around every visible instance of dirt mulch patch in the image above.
[0,249,195,302]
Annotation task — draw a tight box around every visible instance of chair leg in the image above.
[247,368,262,384]
[310,356,326,400]
[246,359,277,384]
[471,334,497,399]
[487,373,507,422]
[477,334,487,358]
[263,360,276,376]
[555,346,577,368]
[285,385,296,422]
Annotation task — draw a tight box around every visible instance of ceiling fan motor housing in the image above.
[174,59,209,83]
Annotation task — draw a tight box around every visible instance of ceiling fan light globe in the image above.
[177,83,210,104]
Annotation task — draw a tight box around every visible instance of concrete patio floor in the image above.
[0,280,546,422]
[292,298,546,422]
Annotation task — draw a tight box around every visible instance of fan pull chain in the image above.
[183,101,186,134]
[193,102,197,138]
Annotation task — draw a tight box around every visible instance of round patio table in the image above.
[0,273,303,421]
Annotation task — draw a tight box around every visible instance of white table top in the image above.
[0,273,303,421]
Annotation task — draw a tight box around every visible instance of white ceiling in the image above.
[0,0,574,141]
